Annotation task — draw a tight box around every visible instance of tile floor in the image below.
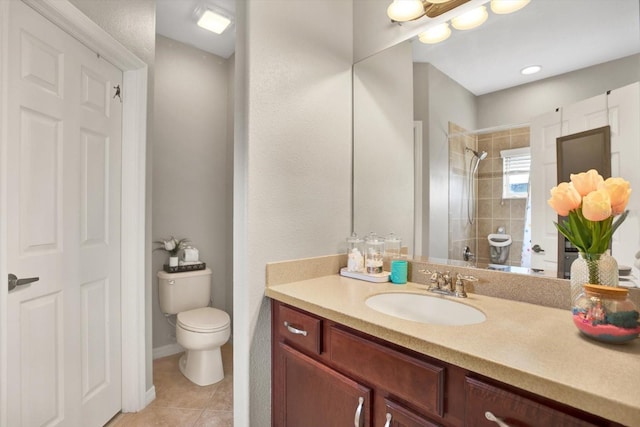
[106,343,233,426]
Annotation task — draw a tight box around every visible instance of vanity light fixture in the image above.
[490,0,530,14]
[197,9,232,34]
[419,23,452,44]
[451,5,488,30]
[521,65,542,75]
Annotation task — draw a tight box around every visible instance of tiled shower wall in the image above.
[448,123,477,262]
[448,123,530,267]
[476,126,530,266]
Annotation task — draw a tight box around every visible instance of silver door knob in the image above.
[532,244,545,253]
[8,274,39,291]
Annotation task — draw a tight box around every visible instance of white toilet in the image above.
[158,268,231,386]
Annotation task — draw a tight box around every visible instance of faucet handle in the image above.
[454,277,467,298]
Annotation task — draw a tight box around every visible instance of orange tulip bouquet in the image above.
[548,169,631,285]
[549,170,640,343]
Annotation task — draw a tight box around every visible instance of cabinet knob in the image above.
[384,413,392,427]
[354,396,364,427]
[283,321,308,337]
[485,411,511,427]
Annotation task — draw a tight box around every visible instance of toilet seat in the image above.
[178,307,230,333]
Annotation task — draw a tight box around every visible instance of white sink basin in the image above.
[365,292,486,326]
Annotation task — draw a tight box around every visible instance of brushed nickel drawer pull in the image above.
[384,412,392,427]
[485,411,510,427]
[283,321,308,336]
[354,396,364,427]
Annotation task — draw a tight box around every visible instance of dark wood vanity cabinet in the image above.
[271,300,621,427]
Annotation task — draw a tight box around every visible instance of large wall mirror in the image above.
[353,0,640,277]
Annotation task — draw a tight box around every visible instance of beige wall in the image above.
[68,0,157,393]
[234,1,353,425]
[152,36,233,352]
[353,41,414,253]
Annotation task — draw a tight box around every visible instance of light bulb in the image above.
[451,6,488,30]
[387,0,425,22]
[418,23,451,44]
[490,0,530,14]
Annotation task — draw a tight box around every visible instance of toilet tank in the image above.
[158,268,212,314]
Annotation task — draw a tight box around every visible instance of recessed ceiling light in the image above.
[197,9,231,34]
[521,65,542,75]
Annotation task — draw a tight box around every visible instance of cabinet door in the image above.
[278,343,372,427]
[382,399,442,427]
[465,377,598,427]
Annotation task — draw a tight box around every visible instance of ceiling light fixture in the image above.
[490,0,530,14]
[521,65,542,75]
[197,9,231,34]
[451,5,488,30]
[419,23,452,44]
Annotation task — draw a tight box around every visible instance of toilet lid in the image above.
[177,307,230,333]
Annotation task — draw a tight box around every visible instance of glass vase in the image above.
[570,252,618,304]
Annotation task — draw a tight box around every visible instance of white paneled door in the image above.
[6,1,122,426]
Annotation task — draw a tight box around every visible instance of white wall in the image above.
[152,36,233,351]
[413,63,476,258]
[235,1,353,425]
[68,0,157,392]
[478,54,640,128]
[353,41,414,253]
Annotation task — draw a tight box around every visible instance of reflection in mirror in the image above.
[353,42,415,256]
[352,0,640,277]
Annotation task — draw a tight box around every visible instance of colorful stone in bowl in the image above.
[572,284,640,344]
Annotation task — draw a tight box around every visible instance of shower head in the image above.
[466,147,488,160]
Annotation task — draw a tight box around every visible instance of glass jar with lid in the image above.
[364,232,384,274]
[572,284,640,343]
[384,233,402,260]
[345,233,364,272]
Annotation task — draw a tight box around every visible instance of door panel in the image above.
[19,292,64,427]
[279,343,372,427]
[7,1,123,426]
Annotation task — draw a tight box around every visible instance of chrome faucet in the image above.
[418,270,476,298]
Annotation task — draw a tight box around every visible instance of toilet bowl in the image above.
[176,307,231,386]
[157,268,231,386]
[488,233,512,265]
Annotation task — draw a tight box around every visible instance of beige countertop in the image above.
[266,274,640,426]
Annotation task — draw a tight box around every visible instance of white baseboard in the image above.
[145,385,156,406]
[152,342,184,359]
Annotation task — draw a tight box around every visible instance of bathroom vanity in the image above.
[266,258,640,427]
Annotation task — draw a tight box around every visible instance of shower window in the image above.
[500,147,531,199]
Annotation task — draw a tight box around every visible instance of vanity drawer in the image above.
[465,377,599,427]
[277,304,322,355]
[384,398,442,427]
[329,326,444,418]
